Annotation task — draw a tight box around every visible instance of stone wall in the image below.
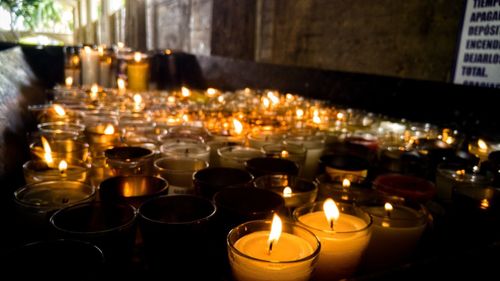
[146,0,465,82]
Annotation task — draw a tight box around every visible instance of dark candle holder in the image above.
[193,167,254,199]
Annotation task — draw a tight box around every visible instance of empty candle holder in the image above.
[104,146,156,176]
[319,154,370,181]
[245,157,300,178]
[218,146,264,169]
[373,173,436,203]
[193,167,254,199]
[154,157,208,195]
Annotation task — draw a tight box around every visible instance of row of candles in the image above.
[13,75,500,280]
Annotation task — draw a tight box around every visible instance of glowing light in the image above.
[233,119,243,135]
[283,187,292,198]
[480,199,490,210]
[41,136,53,166]
[181,87,191,97]
[267,214,282,254]
[384,202,393,217]
[206,88,217,97]
[281,150,289,158]
[104,125,115,135]
[323,198,340,230]
[165,49,172,55]
[58,160,68,175]
[134,52,142,63]
[296,109,304,119]
[342,179,351,188]
[478,139,488,152]
[117,78,126,91]
[53,105,66,116]
[65,77,73,88]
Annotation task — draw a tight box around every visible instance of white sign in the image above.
[453,0,500,89]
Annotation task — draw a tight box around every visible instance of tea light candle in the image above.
[218,146,264,169]
[285,134,326,180]
[294,199,372,281]
[23,159,89,184]
[80,46,99,86]
[227,215,320,281]
[319,154,369,181]
[127,52,149,91]
[254,174,318,209]
[361,201,427,271]
[85,123,120,154]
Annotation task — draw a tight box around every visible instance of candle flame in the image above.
[206,88,217,97]
[384,202,393,217]
[167,96,176,104]
[267,214,282,254]
[181,87,191,97]
[283,187,292,198]
[313,110,321,124]
[117,78,126,90]
[218,95,225,103]
[478,139,488,151]
[286,93,294,101]
[65,77,73,87]
[456,169,466,179]
[53,104,66,116]
[323,198,339,230]
[233,119,243,135]
[281,150,289,158]
[165,49,172,55]
[134,52,142,63]
[58,160,68,174]
[104,124,115,135]
[342,178,351,188]
[84,46,91,54]
[480,198,490,210]
[98,46,104,56]
[262,97,270,109]
[71,55,79,66]
[91,83,99,93]
[337,112,344,120]
[296,109,304,119]
[133,94,143,105]
[182,114,189,123]
[117,42,124,49]
[267,91,279,105]
[41,136,53,166]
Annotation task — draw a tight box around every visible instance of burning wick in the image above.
[283,187,292,198]
[342,178,351,189]
[323,198,340,231]
[65,77,73,88]
[267,214,282,255]
[58,160,68,176]
[384,202,393,218]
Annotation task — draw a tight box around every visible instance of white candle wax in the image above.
[361,205,426,271]
[99,58,111,87]
[80,47,99,86]
[298,211,371,280]
[231,231,314,281]
[285,136,325,180]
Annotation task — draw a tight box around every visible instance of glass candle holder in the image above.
[207,140,244,167]
[253,174,318,209]
[319,154,370,180]
[138,195,217,278]
[262,143,307,176]
[227,219,320,281]
[154,157,208,195]
[14,181,95,240]
[360,197,428,272]
[247,129,286,149]
[160,143,210,162]
[245,157,300,178]
[104,146,156,176]
[28,104,83,123]
[285,134,326,180]
[85,122,121,155]
[315,174,377,204]
[373,174,436,203]
[37,122,86,137]
[193,167,254,199]
[293,201,372,281]
[49,202,137,268]
[99,175,168,208]
[23,159,90,184]
[29,138,89,163]
[218,146,264,169]
[435,163,492,203]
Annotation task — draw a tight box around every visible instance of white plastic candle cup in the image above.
[227,219,321,281]
[293,201,372,281]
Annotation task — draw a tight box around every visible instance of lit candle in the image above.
[23,158,89,184]
[227,214,320,281]
[361,201,427,271]
[80,46,99,86]
[294,199,372,280]
[127,52,149,91]
[65,76,73,88]
[253,174,318,209]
